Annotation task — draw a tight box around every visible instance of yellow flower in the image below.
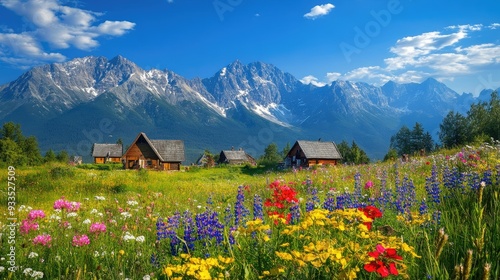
[275,251,293,261]
[280,242,290,247]
[118,250,125,256]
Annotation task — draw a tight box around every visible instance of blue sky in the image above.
[0,0,499,95]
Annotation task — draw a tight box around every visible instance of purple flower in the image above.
[27,210,46,220]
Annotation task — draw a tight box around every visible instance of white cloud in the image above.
[300,75,326,87]
[326,72,341,82]
[329,24,500,89]
[0,0,135,68]
[304,3,335,20]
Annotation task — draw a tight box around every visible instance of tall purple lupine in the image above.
[166,212,181,255]
[289,202,300,225]
[322,190,335,211]
[195,208,225,246]
[306,186,319,212]
[182,210,196,252]
[234,186,250,227]
[253,194,264,221]
[425,165,441,205]
[468,172,481,191]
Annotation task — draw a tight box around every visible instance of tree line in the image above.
[2,90,498,167]
[0,122,69,166]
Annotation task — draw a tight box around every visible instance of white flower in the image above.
[480,181,486,187]
[127,200,139,206]
[83,219,91,224]
[49,214,61,220]
[143,275,151,280]
[94,251,100,258]
[23,268,33,276]
[135,236,145,243]
[122,232,135,242]
[55,255,61,262]
[94,196,106,201]
[28,252,39,259]
[0,266,5,273]
[67,212,78,218]
[31,271,44,279]
[121,212,132,219]
[90,209,98,214]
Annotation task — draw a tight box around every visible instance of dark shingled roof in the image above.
[92,144,123,158]
[125,132,185,162]
[221,150,250,161]
[296,140,342,159]
[150,140,185,162]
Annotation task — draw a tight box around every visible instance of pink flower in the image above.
[27,210,46,220]
[33,234,52,247]
[68,201,81,212]
[54,198,71,210]
[72,234,90,247]
[89,222,107,234]
[53,198,81,212]
[20,219,39,235]
[364,180,374,189]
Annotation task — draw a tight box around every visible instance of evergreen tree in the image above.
[56,150,70,163]
[281,142,291,158]
[439,111,470,148]
[0,122,42,166]
[259,143,282,166]
[44,149,57,163]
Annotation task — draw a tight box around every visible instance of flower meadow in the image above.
[1,144,499,279]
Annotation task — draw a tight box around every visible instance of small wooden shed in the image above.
[122,132,185,171]
[284,140,342,168]
[218,148,256,165]
[92,143,123,164]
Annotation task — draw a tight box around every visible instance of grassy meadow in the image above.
[0,144,499,279]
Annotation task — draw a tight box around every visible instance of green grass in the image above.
[0,145,499,279]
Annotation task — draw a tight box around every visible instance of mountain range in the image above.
[0,55,497,163]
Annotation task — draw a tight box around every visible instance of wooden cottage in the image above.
[218,148,256,165]
[284,140,342,168]
[122,132,185,171]
[92,143,123,164]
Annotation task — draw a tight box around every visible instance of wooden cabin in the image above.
[284,140,342,168]
[122,132,185,171]
[92,144,123,164]
[218,148,256,165]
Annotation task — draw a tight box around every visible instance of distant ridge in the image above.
[0,55,497,162]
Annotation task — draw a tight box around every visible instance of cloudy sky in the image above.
[0,0,498,95]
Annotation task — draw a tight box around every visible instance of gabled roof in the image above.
[124,132,185,162]
[92,143,123,157]
[221,150,250,161]
[150,140,185,162]
[295,140,342,159]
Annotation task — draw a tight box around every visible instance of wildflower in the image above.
[122,231,136,242]
[66,212,78,218]
[364,180,374,189]
[32,234,52,247]
[95,196,106,201]
[90,222,107,234]
[20,219,39,235]
[72,234,90,247]
[83,219,91,224]
[27,210,46,220]
[127,200,139,206]
[121,212,132,219]
[136,236,146,242]
[364,244,402,278]
[358,206,383,230]
[0,266,4,273]
[53,198,71,210]
[28,252,39,259]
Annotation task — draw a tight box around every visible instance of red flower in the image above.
[360,206,383,219]
[365,244,402,278]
